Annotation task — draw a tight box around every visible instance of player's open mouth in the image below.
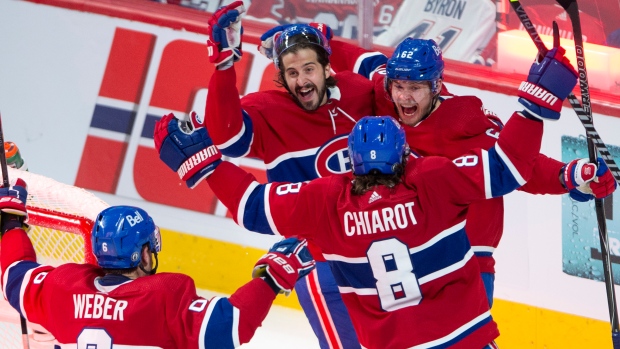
[401,105,417,116]
[297,87,315,101]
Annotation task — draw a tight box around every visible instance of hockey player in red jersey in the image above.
[153,43,617,347]
[203,3,375,348]
[0,193,315,348]
[318,35,618,307]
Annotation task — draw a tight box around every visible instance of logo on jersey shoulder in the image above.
[315,134,351,177]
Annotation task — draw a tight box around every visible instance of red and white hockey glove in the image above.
[154,111,222,189]
[562,157,617,202]
[206,1,245,69]
[252,238,315,296]
[517,43,578,121]
[258,23,333,60]
[0,178,28,234]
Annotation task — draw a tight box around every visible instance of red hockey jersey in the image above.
[328,39,567,273]
[1,228,276,349]
[208,112,543,348]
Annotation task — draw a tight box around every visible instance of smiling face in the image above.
[280,48,331,111]
[390,79,442,126]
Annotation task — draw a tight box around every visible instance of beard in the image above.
[291,81,327,111]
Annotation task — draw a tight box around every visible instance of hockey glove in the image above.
[0,178,28,235]
[252,238,315,296]
[562,157,617,202]
[154,111,222,189]
[258,23,333,60]
[206,0,245,69]
[517,45,578,121]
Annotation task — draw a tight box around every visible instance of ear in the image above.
[435,78,443,94]
[324,62,332,79]
[141,245,152,265]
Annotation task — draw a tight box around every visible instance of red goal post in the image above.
[0,167,109,348]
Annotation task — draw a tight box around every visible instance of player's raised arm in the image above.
[204,1,252,157]
[154,113,328,237]
[417,42,591,204]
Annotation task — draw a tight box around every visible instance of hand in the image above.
[563,158,617,201]
[252,238,315,296]
[258,23,332,60]
[0,178,28,234]
[206,1,245,68]
[517,45,578,121]
[153,111,222,189]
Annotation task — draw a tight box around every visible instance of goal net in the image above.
[0,167,109,348]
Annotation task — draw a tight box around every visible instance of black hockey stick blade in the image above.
[0,112,31,349]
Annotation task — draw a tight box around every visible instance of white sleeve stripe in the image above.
[495,143,526,186]
[1,260,20,297]
[471,246,496,253]
[353,51,384,75]
[199,296,222,349]
[482,150,492,199]
[215,119,249,151]
[237,181,259,230]
[232,306,240,347]
[18,265,46,322]
[263,183,283,236]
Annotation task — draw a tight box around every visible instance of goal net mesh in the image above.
[0,167,109,348]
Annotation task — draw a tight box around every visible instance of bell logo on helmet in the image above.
[126,210,144,227]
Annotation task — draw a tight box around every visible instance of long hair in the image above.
[350,172,403,196]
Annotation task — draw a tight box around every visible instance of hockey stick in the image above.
[508,1,620,345]
[508,0,620,185]
[555,1,620,345]
[0,112,31,349]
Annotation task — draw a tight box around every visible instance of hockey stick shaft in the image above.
[555,0,620,341]
[0,113,31,348]
[509,0,620,343]
[557,0,620,333]
[508,0,620,184]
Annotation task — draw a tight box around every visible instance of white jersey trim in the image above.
[409,310,493,349]
[237,181,260,231]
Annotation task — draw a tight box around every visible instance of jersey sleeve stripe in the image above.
[352,52,387,79]
[486,145,525,198]
[237,181,259,230]
[494,143,526,186]
[199,296,240,349]
[482,149,493,199]
[216,111,253,158]
[263,183,283,236]
[3,260,42,320]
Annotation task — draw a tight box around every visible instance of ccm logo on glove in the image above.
[262,253,296,274]
[177,145,220,180]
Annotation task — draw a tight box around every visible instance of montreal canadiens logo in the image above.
[315,134,352,177]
